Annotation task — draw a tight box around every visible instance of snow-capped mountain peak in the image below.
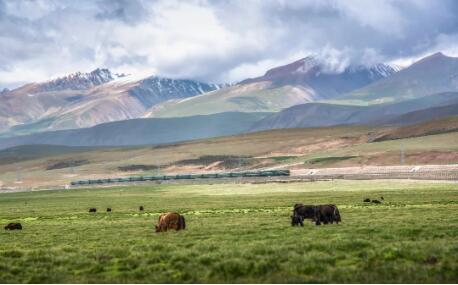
[294,57,320,74]
[38,68,124,92]
[368,63,399,78]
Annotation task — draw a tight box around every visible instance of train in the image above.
[70,170,290,186]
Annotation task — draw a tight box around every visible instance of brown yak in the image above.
[155,212,186,232]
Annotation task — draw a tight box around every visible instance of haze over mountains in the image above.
[0,52,457,150]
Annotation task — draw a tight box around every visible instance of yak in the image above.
[106,208,112,212]
[291,204,317,226]
[314,204,341,225]
[4,223,22,230]
[139,206,144,211]
[291,213,305,227]
[155,212,186,232]
[89,208,97,213]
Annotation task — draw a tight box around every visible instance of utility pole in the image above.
[238,156,242,184]
[16,166,22,182]
[400,143,405,165]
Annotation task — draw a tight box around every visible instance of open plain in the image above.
[1,180,457,283]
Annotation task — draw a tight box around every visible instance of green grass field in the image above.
[1,180,458,283]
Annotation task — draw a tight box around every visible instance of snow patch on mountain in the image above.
[127,76,225,108]
[294,57,320,74]
[39,68,123,92]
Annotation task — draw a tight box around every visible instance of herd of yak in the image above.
[4,197,385,232]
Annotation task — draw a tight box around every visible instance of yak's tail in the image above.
[178,215,186,230]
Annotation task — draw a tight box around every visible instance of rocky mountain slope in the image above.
[0,70,222,136]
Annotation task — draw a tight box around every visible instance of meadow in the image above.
[1,180,458,283]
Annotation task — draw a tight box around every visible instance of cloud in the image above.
[0,0,458,88]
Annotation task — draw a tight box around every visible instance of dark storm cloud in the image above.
[1,0,458,88]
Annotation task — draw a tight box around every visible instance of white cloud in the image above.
[1,0,458,88]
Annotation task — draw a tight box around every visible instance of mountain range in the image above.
[0,69,222,135]
[149,57,398,118]
[0,52,457,149]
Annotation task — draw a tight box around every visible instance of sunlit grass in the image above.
[1,180,457,283]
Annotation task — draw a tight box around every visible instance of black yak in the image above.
[291,204,317,226]
[4,223,22,230]
[315,204,341,225]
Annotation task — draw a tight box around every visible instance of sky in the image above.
[1,0,458,89]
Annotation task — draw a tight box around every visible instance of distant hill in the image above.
[0,112,269,150]
[0,145,96,165]
[339,52,458,104]
[2,115,457,188]
[381,103,458,126]
[371,115,458,142]
[150,57,397,118]
[251,92,458,131]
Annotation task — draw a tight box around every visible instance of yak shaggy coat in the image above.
[155,212,186,232]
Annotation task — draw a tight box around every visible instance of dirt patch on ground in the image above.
[288,137,363,156]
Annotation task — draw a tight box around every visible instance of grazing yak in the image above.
[106,208,112,212]
[4,223,22,230]
[371,199,382,204]
[139,206,144,211]
[314,204,341,225]
[89,208,97,213]
[291,204,317,226]
[291,214,304,227]
[292,204,341,226]
[363,198,371,202]
[155,212,186,232]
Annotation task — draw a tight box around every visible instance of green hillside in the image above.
[152,84,315,118]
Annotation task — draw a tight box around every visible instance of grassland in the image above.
[1,180,458,283]
[1,119,457,189]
